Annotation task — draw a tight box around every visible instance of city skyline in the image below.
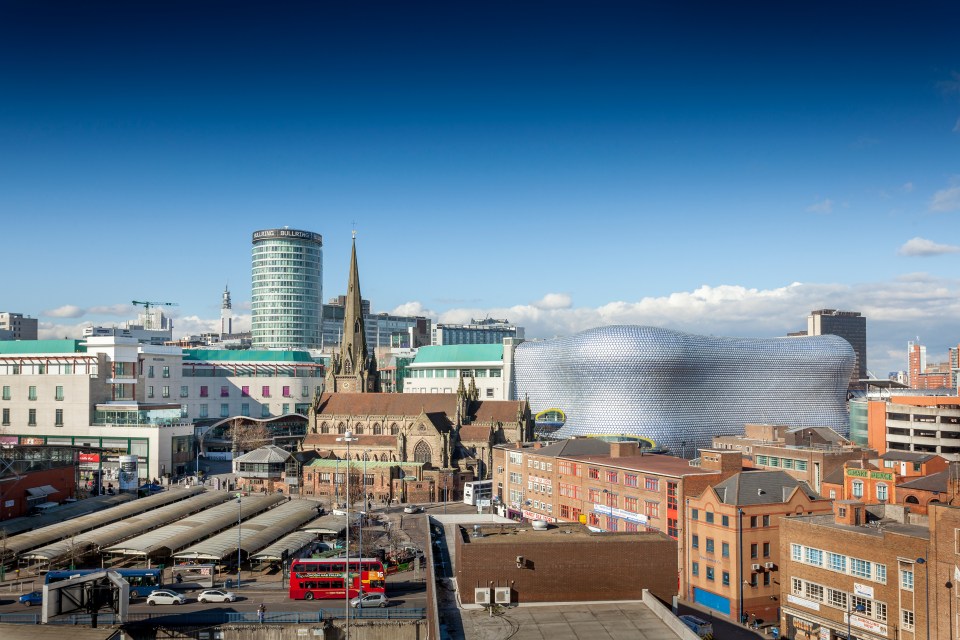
[2,1,959,376]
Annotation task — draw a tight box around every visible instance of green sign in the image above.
[846,469,869,478]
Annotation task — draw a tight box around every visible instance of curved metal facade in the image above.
[513,325,854,454]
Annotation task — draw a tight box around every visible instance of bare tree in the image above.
[228,418,273,455]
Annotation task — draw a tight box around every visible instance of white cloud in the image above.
[898,237,960,257]
[931,184,960,212]
[901,182,914,193]
[89,304,136,316]
[391,301,436,318]
[533,293,572,310]
[43,305,86,318]
[41,303,134,319]
[806,198,833,214]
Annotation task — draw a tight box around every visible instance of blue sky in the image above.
[1,1,959,376]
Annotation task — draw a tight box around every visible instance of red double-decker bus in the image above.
[288,558,386,600]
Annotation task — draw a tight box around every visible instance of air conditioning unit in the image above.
[764,562,776,570]
[474,588,492,605]
[494,587,512,604]
[751,564,762,572]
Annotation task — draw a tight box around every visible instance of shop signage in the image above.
[785,613,820,636]
[787,594,820,611]
[521,509,555,522]
[853,582,874,598]
[845,468,893,481]
[592,503,647,523]
[21,437,44,445]
[79,453,101,463]
[850,614,887,636]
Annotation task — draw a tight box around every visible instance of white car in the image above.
[403,505,423,514]
[197,589,237,603]
[146,590,187,605]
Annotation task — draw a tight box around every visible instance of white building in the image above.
[402,339,520,400]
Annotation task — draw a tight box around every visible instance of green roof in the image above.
[306,459,421,469]
[183,349,318,363]
[0,340,86,354]
[412,344,503,364]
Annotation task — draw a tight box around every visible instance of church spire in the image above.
[340,233,368,369]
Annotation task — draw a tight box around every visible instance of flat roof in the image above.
[412,344,503,365]
[461,522,672,544]
[0,339,86,354]
[183,349,317,363]
[787,512,929,540]
[565,452,719,476]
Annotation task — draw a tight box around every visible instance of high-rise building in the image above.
[907,340,956,390]
[0,312,38,341]
[220,285,233,338]
[432,318,524,345]
[807,309,867,384]
[251,228,323,350]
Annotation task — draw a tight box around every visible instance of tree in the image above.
[228,418,273,455]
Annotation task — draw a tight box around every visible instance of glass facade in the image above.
[514,325,854,454]
[251,228,323,350]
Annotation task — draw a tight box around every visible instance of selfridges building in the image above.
[513,325,854,454]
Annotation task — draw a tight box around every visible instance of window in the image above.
[199,404,208,418]
[3,408,10,425]
[691,508,699,520]
[852,481,864,498]
[902,610,915,631]
[901,569,914,591]
[55,386,64,401]
[721,515,729,527]
[751,543,758,559]
[28,408,36,425]
[148,366,155,378]
[762,515,770,527]
[220,403,229,418]
[827,588,847,609]
[55,409,63,426]
[261,404,270,417]
[180,386,188,398]
[691,535,699,549]
[850,558,871,579]
[791,544,802,562]
[706,567,715,581]
[162,366,169,378]
[486,388,494,398]
[705,538,714,553]
[162,386,170,398]
[283,385,292,397]
[241,385,250,397]
[828,552,846,572]
[302,385,309,397]
[262,386,271,397]
[667,482,678,510]
[805,547,823,566]
[877,484,888,502]
[750,515,758,527]
[645,477,659,491]
[722,542,730,557]
[722,571,730,586]
[763,542,770,558]
[691,562,699,577]
[147,386,154,398]
[791,578,802,596]
[282,403,290,414]
[588,468,600,480]
[876,564,886,584]
[705,511,714,524]
[624,473,638,487]
[221,386,229,397]
[606,470,618,483]
[200,386,209,397]
[28,386,37,401]
[668,518,679,538]
[241,403,250,417]
[1,386,9,401]
[763,572,771,586]
[804,582,824,602]
[645,501,659,518]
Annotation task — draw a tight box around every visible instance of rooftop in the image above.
[460,522,671,544]
[880,450,940,463]
[568,452,716,476]
[411,344,504,365]
[787,510,930,540]
[710,470,820,505]
[0,339,86,354]
[183,349,317,363]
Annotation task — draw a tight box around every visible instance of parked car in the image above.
[19,591,43,606]
[198,589,237,603]
[146,590,187,605]
[350,593,389,608]
[679,615,714,638]
[403,505,423,514]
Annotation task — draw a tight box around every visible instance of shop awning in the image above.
[26,485,59,497]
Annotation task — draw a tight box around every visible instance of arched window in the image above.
[337,422,345,434]
[390,423,399,435]
[355,423,364,434]
[414,441,432,465]
[851,481,864,499]
[373,423,382,435]
[905,495,920,504]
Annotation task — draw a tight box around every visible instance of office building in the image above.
[251,227,323,350]
[432,318,523,346]
[860,394,960,461]
[908,340,957,390]
[514,325,855,454]
[403,341,520,400]
[808,309,867,385]
[322,296,430,351]
[0,312,38,341]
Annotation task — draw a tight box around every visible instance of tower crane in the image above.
[131,300,178,330]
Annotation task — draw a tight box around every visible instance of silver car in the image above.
[350,593,389,608]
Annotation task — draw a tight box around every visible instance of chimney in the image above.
[610,441,640,458]
[533,442,542,450]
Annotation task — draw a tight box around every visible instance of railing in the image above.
[0,608,426,626]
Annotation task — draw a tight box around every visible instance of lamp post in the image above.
[917,557,930,640]
[847,601,866,640]
[359,449,370,592]
[336,431,357,640]
[235,493,242,589]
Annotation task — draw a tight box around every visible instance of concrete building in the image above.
[322,296,431,352]
[403,342,518,400]
[455,522,677,605]
[863,395,960,461]
[0,312,38,341]
[432,318,523,346]
[250,227,323,350]
[712,423,877,494]
[808,309,867,386]
[685,470,833,624]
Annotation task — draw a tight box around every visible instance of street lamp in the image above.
[916,557,930,640]
[359,449,371,593]
[336,431,357,640]
[847,601,866,640]
[235,493,242,589]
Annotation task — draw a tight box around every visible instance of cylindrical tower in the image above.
[251,228,323,350]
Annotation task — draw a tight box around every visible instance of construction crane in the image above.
[131,300,178,330]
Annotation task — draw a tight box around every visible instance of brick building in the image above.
[685,470,833,624]
[455,522,677,604]
[895,462,960,515]
[779,502,930,640]
[0,445,78,519]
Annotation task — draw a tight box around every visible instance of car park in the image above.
[403,505,423,514]
[679,614,713,638]
[197,589,237,603]
[146,590,188,605]
[19,591,43,606]
[350,593,389,608]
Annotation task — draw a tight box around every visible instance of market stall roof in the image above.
[104,493,286,558]
[173,499,319,561]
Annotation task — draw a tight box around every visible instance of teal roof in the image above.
[0,340,86,354]
[183,349,317,363]
[412,344,503,364]
[306,459,421,469]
